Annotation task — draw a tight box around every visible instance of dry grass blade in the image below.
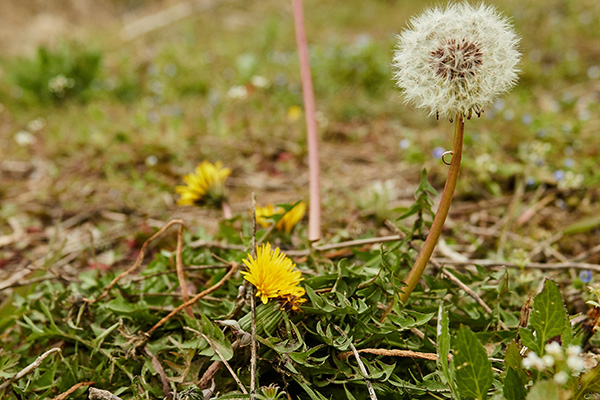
[175,223,193,318]
[91,219,184,303]
[146,262,239,336]
[50,381,96,400]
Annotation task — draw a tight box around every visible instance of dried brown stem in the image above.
[338,348,439,361]
[441,267,509,330]
[146,262,238,336]
[175,224,193,318]
[92,219,184,303]
[249,192,258,399]
[50,381,96,400]
[202,334,248,394]
[0,348,61,392]
[434,258,600,272]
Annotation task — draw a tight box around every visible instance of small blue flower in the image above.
[432,146,445,159]
[580,270,592,283]
[564,158,575,168]
[553,170,565,181]
[399,139,410,149]
[522,114,533,125]
[526,177,536,186]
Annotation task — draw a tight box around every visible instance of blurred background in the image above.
[1,0,600,269]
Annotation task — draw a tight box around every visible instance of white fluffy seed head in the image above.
[392,2,521,120]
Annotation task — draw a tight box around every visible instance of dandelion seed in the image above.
[392,2,520,119]
[255,202,306,233]
[241,243,306,309]
[176,161,231,207]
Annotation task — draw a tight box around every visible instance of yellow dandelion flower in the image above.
[255,201,306,233]
[176,161,231,207]
[241,243,306,307]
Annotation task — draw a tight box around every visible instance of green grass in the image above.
[1,0,600,398]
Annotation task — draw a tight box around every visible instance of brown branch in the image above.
[202,334,248,394]
[175,224,193,318]
[441,267,509,331]
[0,348,61,391]
[434,258,600,272]
[334,326,378,400]
[91,219,184,303]
[284,235,404,257]
[249,192,258,399]
[146,262,238,336]
[50,381,96,400]
[338,348,438,362]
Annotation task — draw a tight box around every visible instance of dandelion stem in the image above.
[400,115,464,305]
[292,0,321,242]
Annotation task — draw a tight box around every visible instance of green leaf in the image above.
[519,327,540,355]
[504,341,528,385]
[437,305,460,399]
[105,295,138,314]
[200,315,233,361]
[454,326,493,400]
[504,369,527,400]
[575,363,600,399]
[343,384,358,400]
[530,280,567,347]
[526,380,560,400]
[437,304,450,376]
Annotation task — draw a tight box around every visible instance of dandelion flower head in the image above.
[176,161,231,206]
[255,201,306,233]
[393,2,520,120]
[242,243,306,309]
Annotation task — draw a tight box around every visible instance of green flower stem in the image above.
[400,115,464,304]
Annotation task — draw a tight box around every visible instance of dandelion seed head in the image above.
[393,2,520,119]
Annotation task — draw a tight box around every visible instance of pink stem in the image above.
[221,202,232,219]
[292,0,321,242]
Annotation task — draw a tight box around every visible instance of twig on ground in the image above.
[128,264,229,282]
[188,239,246,251]
[146,262,238,336]
[527,231,568,262]
[249,192,258,399]
[334,326,378,400]
[285,235,403,257]
[574,242,600,262]
[441,267,509,331]
[0,268,34,291]
[91,219,184,303]
[175,224,193,318]
[338,348,439,362]
[51,381,96,400]
[435,258,600,272]
[202,334,248,394]
[0,347,61,392]
[515,193,556,227]
[121,0,227,40]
